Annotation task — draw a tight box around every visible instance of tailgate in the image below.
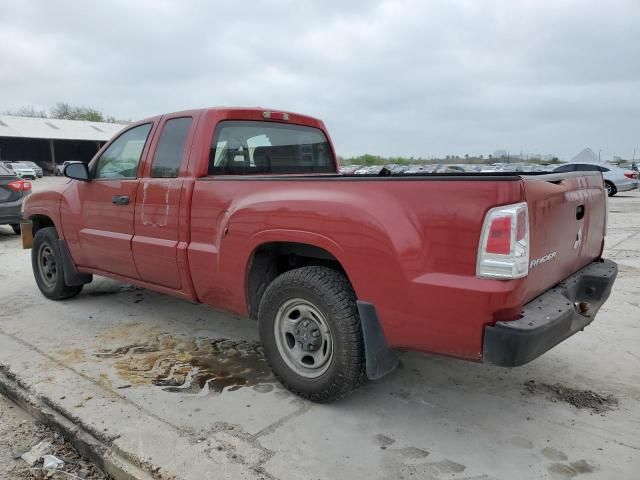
[522,171,606,303]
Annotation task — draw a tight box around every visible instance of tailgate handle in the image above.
[576,205,585,220]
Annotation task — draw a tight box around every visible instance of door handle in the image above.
[112,195,129,205]
[576,204,585,220]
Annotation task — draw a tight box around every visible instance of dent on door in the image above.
[132,179,183,289]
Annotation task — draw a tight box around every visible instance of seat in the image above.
[253,146,271,173]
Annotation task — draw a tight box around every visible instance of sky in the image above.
[1,0,638,160]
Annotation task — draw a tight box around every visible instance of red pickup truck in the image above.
[21,107,617,402]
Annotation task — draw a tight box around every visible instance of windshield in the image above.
[12,163,28,168]
[209,120,334,175]
[0,164,15,175]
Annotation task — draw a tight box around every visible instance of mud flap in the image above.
[58,240,93,287]
[20,222,33,249]
[357,301,398,380]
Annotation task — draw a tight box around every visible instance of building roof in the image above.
[569,147,601,163]
[0,115,124,141]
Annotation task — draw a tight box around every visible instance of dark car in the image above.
[0,163,32,234]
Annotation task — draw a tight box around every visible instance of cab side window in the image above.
[95,124,152,179]
[150,117,192,178]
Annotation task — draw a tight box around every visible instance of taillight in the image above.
[477,202,529,279]
[624,172,638,179]
[7,179,32,191]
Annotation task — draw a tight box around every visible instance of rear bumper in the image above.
[483,259,618,366]
[617,181,639,192]
[0,199,23,225]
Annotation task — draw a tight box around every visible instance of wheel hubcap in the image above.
[274,298,333,378]
[38,245,57,288]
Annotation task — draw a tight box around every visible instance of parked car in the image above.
[338,165,361,175]
[0,163,31,234]
[21,107,617,402]
[384,164,408,174]
[553,162,639,196]
[3,162,37,180]
[404,165,437,174]
[18,161,44,178]
[55,161,75,176]
[353,165,384,175]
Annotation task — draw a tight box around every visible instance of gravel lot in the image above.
[0,176,638,480]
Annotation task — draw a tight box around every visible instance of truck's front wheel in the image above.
[258,266,365,402]
[32,227,83,300]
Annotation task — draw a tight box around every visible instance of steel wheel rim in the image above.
[273,298,333,378]
[38,244,57,288]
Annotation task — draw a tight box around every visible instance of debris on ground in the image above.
[0,392,111,479]
[523,380,618,414]
[20,440,53,466]
[42,454,65,469]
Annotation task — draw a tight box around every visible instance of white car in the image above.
[553,162,639,196]
[4,162,37,180]
[339,165,361,175]
[19,161,44,177]
[56,161,74,176]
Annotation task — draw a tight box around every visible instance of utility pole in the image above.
[598,149,601,162]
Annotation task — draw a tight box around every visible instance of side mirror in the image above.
[64,162,91,182]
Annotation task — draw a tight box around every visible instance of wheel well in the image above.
[246,242,348,320]
[30,215,55,235]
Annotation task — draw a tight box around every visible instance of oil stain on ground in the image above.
[523,380,618,414]
[95,335,274,395]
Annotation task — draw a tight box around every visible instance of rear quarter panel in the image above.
[188,177,525,359]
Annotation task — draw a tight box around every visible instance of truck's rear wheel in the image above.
[32,227,83,300]
[258,266,365,402]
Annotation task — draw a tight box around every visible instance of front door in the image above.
[69,123,154,278]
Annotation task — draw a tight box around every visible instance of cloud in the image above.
[1,0,638,159]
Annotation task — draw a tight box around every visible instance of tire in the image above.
[31,227,83,300]
[605,181,617,197]
[10,224,20,235]
[258,266,365,403]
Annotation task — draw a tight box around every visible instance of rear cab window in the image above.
[208,121,334,175]
[150,117,193,178]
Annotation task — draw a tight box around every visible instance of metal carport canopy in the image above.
[0,115,125,141]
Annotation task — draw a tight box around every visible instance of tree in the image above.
[50,102,108,122]
[4,102,122,123]
[3,105,48,118]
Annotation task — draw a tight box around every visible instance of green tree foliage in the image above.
[4,102,123,123]
[342,153,558,166]
[50,102,107,122]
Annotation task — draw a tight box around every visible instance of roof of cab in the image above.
[135,107,325,129]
